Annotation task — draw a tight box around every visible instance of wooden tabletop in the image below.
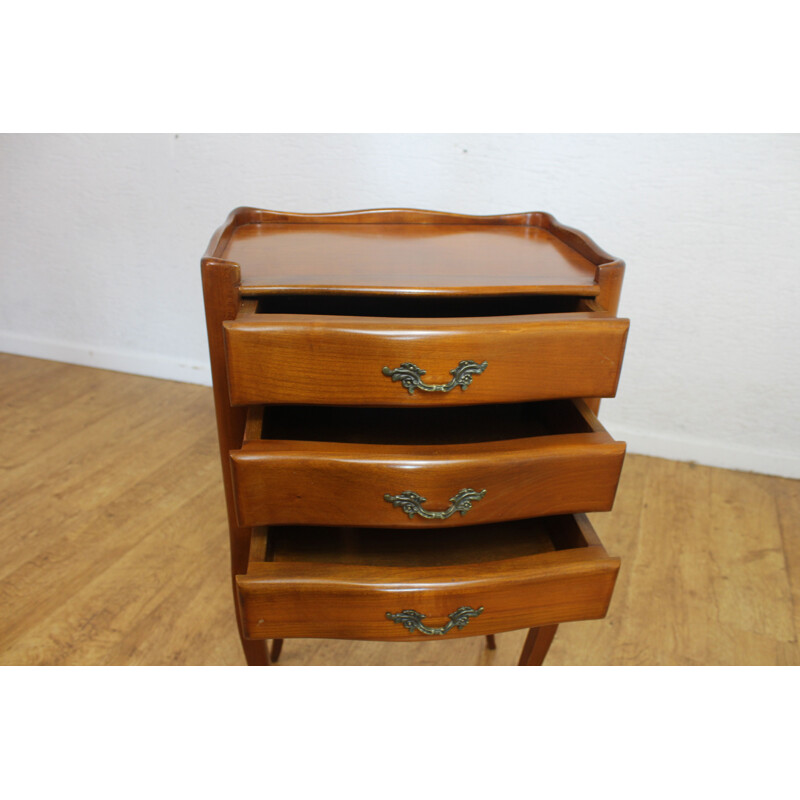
[206,208,615,296]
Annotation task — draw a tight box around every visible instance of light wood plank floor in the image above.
[1,353,798,665]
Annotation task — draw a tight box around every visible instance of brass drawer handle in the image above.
[384,488,487,520]
[382,360,488,395]
[386,606,485,636]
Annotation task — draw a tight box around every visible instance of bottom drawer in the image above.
[236,514,619,641]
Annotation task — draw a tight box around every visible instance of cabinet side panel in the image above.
[201,257,268,665]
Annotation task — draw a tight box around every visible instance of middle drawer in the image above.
[230,398,625,528]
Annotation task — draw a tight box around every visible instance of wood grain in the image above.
[0,354,241,665]
[231,433,625,529]
[201,258,268,665]
[2,357,798,665]
[207,208,631,666]
[224,305,629,407]
[236,515,619,641]
[203,207,623,297]
[518,625,559,666]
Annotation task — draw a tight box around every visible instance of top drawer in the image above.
[223,294,629,407]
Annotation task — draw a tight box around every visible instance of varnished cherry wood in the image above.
[201,259,269,666]
[236,515,620,641]
[270,639,284,662]
[204,207,624,301]
[228,223,597,292]
[230,400,625,528]
[223,297,629,407]
[202,207,627,666]
[518,625,559,666]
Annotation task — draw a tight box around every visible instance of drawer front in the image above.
[223,311,629,407]
[236,515,620,641]
[230,434,625,528]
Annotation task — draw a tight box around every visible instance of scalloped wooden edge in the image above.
[202,207,625,310]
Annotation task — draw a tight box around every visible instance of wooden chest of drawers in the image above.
[201,207,628,666]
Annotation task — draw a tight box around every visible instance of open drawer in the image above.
[223,294,629,407]
[230,398,626,528]
[236,513,620,641]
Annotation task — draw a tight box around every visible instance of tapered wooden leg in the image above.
[243,638,270,666]
[485,635,497,650]
[518,625,558,666]
[270,639,284,663]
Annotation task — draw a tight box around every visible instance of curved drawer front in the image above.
[236,514,620,641]
[229,400,626,528]
[231,436,624,528]
[223,309,629,407]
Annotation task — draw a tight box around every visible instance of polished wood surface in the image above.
[227,224,598,291]
[224,301,629,407]
[201,259,268,665]
[230,400,625,528]
[518,625,559,666]
[204,207,623,297]
[236,515,619,641]
[207,206,629,664]
[1,356,798,665]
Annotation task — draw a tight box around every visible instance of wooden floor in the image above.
[1,353,798,666]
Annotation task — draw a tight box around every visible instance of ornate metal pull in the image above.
[386,606,484,636]
[381,360,488,395]
[384,488,486,520]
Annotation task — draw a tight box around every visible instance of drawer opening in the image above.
[239,513,619,641]
[258,514,600,568]
[253,398,604,446]
[225,296,627,407]
[233,399,624,529]
[254,293,594,318]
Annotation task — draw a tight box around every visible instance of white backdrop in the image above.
[1,133,798,477]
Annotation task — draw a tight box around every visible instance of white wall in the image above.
[1,134,799,477]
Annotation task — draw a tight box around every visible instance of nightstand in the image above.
[201,207,628,666]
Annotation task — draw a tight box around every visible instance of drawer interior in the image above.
[252,398,606,445]
[255,514,599,568]
[254,293,597,318]
[240,514,619,640]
